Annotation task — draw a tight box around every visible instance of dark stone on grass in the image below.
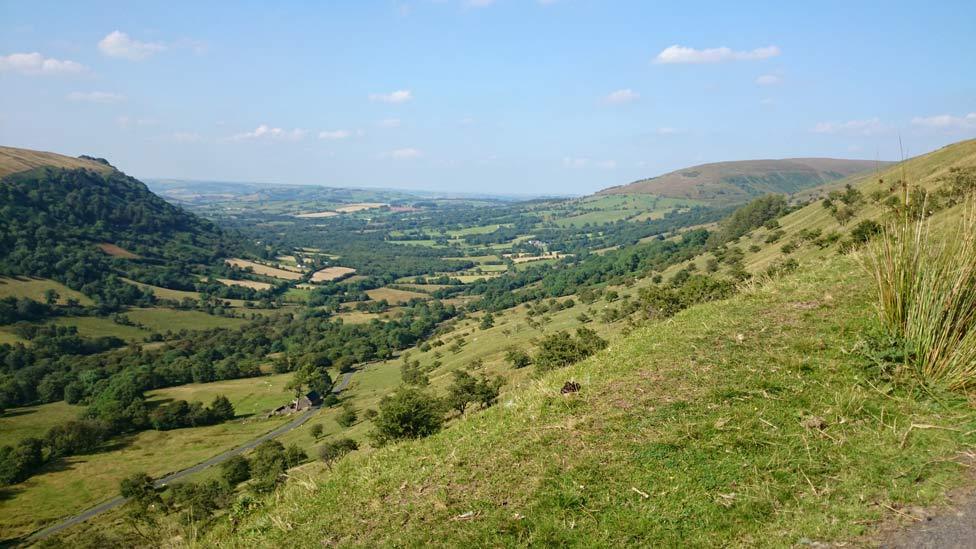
[561,381,581,394]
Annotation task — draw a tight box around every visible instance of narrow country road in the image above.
[27,406,321,542]
[332,371,354,393]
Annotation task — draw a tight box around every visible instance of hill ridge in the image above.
[599,157,889,203]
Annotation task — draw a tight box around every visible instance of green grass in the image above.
[0,401,86,446]
[125,308,248,332]
[0,416,289,541]
[147,373,295,417]
[52,316,150,342]
[0,375,295,540]
[0,277,93,306]
[207,254,976,547]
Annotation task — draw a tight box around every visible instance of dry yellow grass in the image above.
[225,259,303,280]
[334,202,387,213]
[311,266,356,282]
[96,243,140,259]
[217,278,274,290]
[0,146,114,178]
[365,287,428,304]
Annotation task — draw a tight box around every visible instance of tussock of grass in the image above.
[865,199,976,389]
[203,255,976,547]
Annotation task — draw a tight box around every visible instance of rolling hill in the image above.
[599,158,889,204]
[0,146,246,305]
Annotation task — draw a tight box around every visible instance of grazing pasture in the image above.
[0,277,93,306]
[365,287,428,304]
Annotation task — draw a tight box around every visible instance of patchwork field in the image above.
[334,202,386,213]
[311,266,356,282]
[53,316,149,341]
[217,278,274,290]
[225,259,304,280]
[365,287,428,304]
[293,211,339,218]
[148,373,294,417]
[121,278,201,301]
[0,401,86,446]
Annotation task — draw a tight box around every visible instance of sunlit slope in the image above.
[600,158,888,204]
[0,146,114,178]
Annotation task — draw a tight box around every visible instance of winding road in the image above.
[26,371,359,542]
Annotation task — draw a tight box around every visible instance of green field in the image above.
[53,316,150,341]
[0,401,86,446]
[0,374,297,540]
[147,373,295,417]
[125,308,249,332]
[0,277,93,306]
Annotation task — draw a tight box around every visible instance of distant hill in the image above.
[0,146,246,306]
[598,158,890,204]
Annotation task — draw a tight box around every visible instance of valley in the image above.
[1,140,975,547]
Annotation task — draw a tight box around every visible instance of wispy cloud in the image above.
[811,118,886,136]
[67,91,126,103]
[603,89,640,105]
[388,147,422,159]
[231,124,306,141]
[369,90,413,104]
[0,52,86,75]
[911,113,976,131]
[467,0,495,6]
[755,74,781,86]
[98,31,165,60]
[656,127,682,136]
[377,118,402,128]
[654,45,780,64]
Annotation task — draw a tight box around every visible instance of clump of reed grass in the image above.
[864,191,976,389]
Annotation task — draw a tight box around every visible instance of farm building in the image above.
[269,391,322,417]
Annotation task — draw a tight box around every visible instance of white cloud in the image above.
[467,0,496,6]
[378,118,402,128]
[67,91,126,103]
[232,124,306,141]
[369,89,413,104]
[318,130,351,140]
[98,31,165,60]
[603,89,639,105]
[811,118,886,136]
[654,45,780,64]
[0,52,86,75]
[389,147,422,159]
[597,160,617,169]
[656,127,682,135]
[755,74,781,86]
[911,113,976,131]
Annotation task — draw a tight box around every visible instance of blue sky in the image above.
[1,1,974,195]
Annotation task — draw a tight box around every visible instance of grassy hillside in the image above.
[0,146,113,178]
[205,253,975,547]
[600,158,888,204]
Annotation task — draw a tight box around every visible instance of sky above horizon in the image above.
[1,1,974,195]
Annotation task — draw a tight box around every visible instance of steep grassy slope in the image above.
[204,252,976,547]
[600,158,887,204]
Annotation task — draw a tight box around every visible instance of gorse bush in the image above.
[864,193,976,389]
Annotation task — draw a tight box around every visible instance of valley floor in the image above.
[203,254,976,547]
